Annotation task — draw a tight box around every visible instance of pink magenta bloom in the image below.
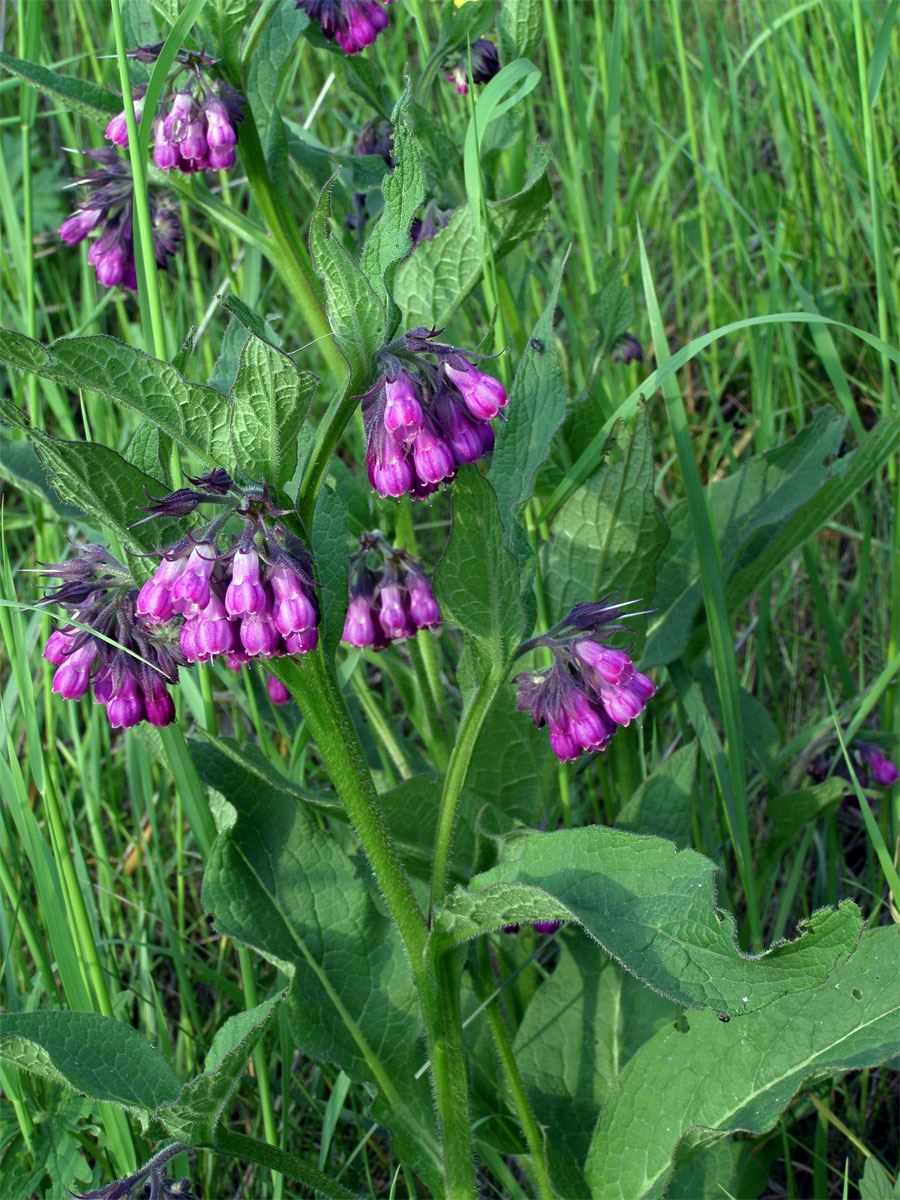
[43,629,77,665]
[60,208,103,245]
[106,672,144,729]
[342,595,378,648]
[409,577,440,628]
[269,563,316,637]
[444,360,508,420]
[267,675,292,706]
[171,543,217,613]
[52,642,97,700]
[136,555,188,623]
[383,373,424,440]
[225,548,267,618]
[284,626,319,655]
[142,673,176,727]
[412,428,455,485]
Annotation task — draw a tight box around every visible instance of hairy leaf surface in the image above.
[230,334,316,488]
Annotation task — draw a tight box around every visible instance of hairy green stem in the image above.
[212,1129,358,1199]
[430,657,506,917]
[294,377,363,531]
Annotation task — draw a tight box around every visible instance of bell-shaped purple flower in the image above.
[163,91,195,141]
[269,563,317,637]
[378,583,412,640]
[204,97,237,150]
[267,674,292,705]
[43,629,77,664]
[60,208,103,245]
[573,640,634,685]
[284,626,318,655]
[444,359,508,421]
[240,603,282,658]
[409,577,440,628]
[412,427,455,486]
[152,117,180,171]
[142,672,176,727]
[860,745,899,788]
[342,595,378,648]
[225,548,267,618]
[136,554,188,624]
[193,593,236,660]
[171,542,217,614]
[368,429,415,498]
[383,373,424,441]
[533,920,561,935]
[104,91,145,147]
[52,642,97,700]
[106,671,145,729]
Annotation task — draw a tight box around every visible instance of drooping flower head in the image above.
[514,595,655,762]
[341,531,440,650]
[60,148,181,290]
[362,327,507,501]
[134,473,320,667]
[104,45,244,174]
[445,38,500,94]
[37,545,182,729]
[297,0,392,54]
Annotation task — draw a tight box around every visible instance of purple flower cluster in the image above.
[152,83,244,174]
[514,597,655,762]
[135,474,320,671]
[297,0,392,54]
[341,532,440,650]
[445,38,500,95]
[38,546,180,729]
[363,327,508,501]
[503,921,562,936]
[59,149,181,290]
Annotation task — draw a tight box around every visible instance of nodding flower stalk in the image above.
[342,531,440,650]
[514,595,656,761]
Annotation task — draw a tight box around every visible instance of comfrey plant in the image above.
[3,7,897,1200]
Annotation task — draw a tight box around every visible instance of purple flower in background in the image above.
[341,532,441,651]
[37,544,182,730]
[445,38,500,95]
[514,595,655,762]
[59,148,181,290]
[859,744,899,788]
[362,327,508,501]
[612,332,643,365]
[104,85,147,147]
[297,0,392,54]
[267,674,292,706]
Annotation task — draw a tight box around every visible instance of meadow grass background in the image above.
[1,0,898,1195]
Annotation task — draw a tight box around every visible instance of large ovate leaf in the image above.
[515,936,677,1196]
[230,333,317,489]
[361,106,425,331]
[542,410,669,636]
[201,755,442,1183]
[0,1011,180,1118]
[393,151,551,329]
[498,0,543,59]
[0,51,120,124]
[644,408,845,665]
[309,178,386,381]
[434,465,527,660]
[489,255,569,567]
[0,329,233,467]
[434,826,863,1014]
[585,927,900,1200]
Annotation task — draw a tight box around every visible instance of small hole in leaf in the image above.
[851,987,862,1000]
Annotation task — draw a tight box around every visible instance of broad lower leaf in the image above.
[585,926,900,1200]
[189,732,340,814]
[644,409,845,665]
[489,254,568,567]
[465,683,549,816]
[434,825,863,1013]
[859,1157,900,1200]
[361,104,425,332]
[158,995,283,1144]
[542,410,669,637]
[201,759,441,1181]
[614,742,697,849]
[515,937,677,1196]
[230,333,317,488]
[0,328,233,467]
[393,151,551,329]
[309,178,386,381]
[0,51,120,124]
[0,1011,180,1117]
[434,466,526,660]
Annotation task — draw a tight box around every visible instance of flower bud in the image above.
[142,673,176,727]
[60,208,103,245]
[106,672,145,729]
[267,675,291,706]
[52,642,97,700]
[171,543,217,613]
[444,360,508,421]
[342,595,378,648]
[225,548,267,617]
[43,629,77,665]
[573,640,634,685]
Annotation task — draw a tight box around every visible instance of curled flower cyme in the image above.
[341,531,440,650]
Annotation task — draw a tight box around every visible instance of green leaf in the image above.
[201,757,441,1178]
[310,479,351,670]
[393,151,551,329]
[489,253,569,564]
[0,328,234,468]
[126,419,168,479]
[361,105,425,333]
[759,779,846,876]
[465,683,549,815]
[542,410,669,635]
[229,333,317,489]
[859,1157,900,1200]
[189,732,340,815]
[208,0,258,73]
[585,927,900,1200]
[614,742,697,849]
[246,2,308,186]
[0,437,79,517]
[644,409,846,665]
[498,0,543,59]
[158,995,282,1144]
[438,0,495,50]
[515,937,677,1197]
[309,177,386,381]
[434,825,863,1013]
[434,466,526,660]
[0,1011,180,1116]
[0,51,121,124]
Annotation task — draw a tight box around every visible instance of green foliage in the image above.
[585,927,900,1200]
[498,0,543,60]
[229,333,317,488]
[0,51,121,124]
[246,2,309,186]
[614,742,698,849]
[436,826,863,1013]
